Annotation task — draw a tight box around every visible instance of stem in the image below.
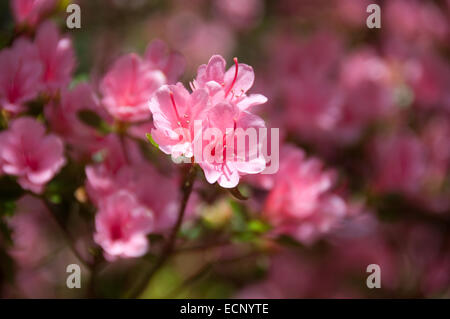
[126,164,197,298]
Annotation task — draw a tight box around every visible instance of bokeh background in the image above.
[0,0,449,298]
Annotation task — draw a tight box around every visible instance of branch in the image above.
[126,164,197,298]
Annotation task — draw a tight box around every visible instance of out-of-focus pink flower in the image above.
[94,190,155,261]
[0,38,42,114]
[149,83,209,158]
[385,0,448,46]
[7,196,55,267]
[214,0,264,30]
[45,83,107,159]
[144,39,186,84]
[264,145,347,244]
[10,0,57,27]
[265,33,344,147]
[35,22,76,93]
[199,102,267,188]
[0,117,66,193]
[166,12,235,68]
[100,53,166,122]
[371,131,427,196]
[192,55,267,111]
[85,135,180,231]
[335,49,395,144]
[333,0,371,28]
[402,53,450,111]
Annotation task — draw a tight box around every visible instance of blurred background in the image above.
[0,0,449,298]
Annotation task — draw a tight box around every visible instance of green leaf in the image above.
[0,201,16,217]
[145,133,159,148]
[247,219,271,234]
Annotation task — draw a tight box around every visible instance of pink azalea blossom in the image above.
[85,135,180,231]
[45,83,108,159]
[7,196,56,268]
[214,0,264,30]
[10,0,57,27]
[94,190,154,261]
[144,39,186,84]
[264,146,347,244]
[370,131,427,196]
[0,117,66,193]
[149,83,209,158]
[35,21,76,92]
[0,38,42,114]
[100,53,166,122]
[335,49,395,144]
[165,12,236,68]
[192,54,267,111]
[198,102,267,188]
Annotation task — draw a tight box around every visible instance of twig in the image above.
[126,164,197,298]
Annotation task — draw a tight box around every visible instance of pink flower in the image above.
[335,49,395,144]
[165,12,235,68]
[370,132,427,196]
[7,196,55,267]
[10,0,57,27]
[149,83,209,158]
[35,22,76,92]
[45,83,107,159]
[100,53,166,122]
[0,117,66,193]
[192,54,267,111]
[198,102,267,188]
[0,38,42,114]
[385,0,448,46]
[144,39,186,84]
[214,0,264,30]
[94,190,155,261]
[85,135,180,231]
[264,146,347,244]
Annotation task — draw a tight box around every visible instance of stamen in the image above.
[169,91,182,126]
[225,57,239,97]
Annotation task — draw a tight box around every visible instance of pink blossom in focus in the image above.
[144,39,186,84]
[0,117,66,193]
[10,0,57,27]
[100,53,166,122]
[0,38,42,114]
[199,102,267,188]
[94,190,155,261]
[149,83,209,158]
[192,55,267,111]
[35,21,76,93]
[264,146,347,244]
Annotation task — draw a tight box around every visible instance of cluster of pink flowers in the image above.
[150,54,267,188]
[1,0,449,299]
[0,21,75,114]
